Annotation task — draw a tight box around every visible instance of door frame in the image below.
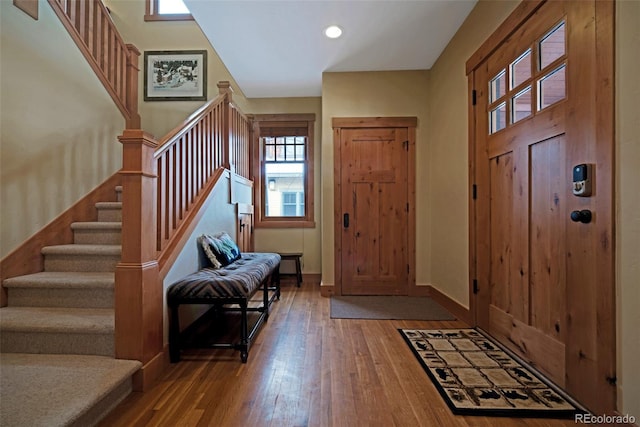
[466,0,616,413]
[332,117,417,296]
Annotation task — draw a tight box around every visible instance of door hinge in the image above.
[472,90,477,106]
[406,203,409,212]
[403,140,409,151]
[407,264,410,274]
[473,279,478,294]
[606,376,617,386]
[472,184,477,200]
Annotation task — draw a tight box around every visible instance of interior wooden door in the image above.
[334,118,414,295]
[470,0,615,414]
[236,203,254,252]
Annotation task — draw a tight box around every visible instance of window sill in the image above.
[256,220,316,229]
[144,13,194,22]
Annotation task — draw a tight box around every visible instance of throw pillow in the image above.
[198,234,222,269]
[212,231,241,266]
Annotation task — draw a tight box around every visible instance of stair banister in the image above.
[48,0,141,128]
[116,82,253,388]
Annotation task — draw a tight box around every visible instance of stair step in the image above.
[3,272,114,308]
[96,202,122,222]
[0,307,114,356]
[42,244,121,272]
[0,353,140,427]
[72,222,122,245]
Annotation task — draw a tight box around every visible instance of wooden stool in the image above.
[278,253,302,287]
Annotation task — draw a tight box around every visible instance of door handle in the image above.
[570,209,592,224]
[343,213,349,228]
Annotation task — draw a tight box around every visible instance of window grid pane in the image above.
[510,49,532,90]
[538,65,566,110]
[489,70,507,103]
[539,22,566,70]
[512,86,532,123]
[490,102,507,134]
[263,136,306,162]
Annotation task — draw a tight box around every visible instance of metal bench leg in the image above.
[169,304,181,363]
[240,301,248,363]
[274,264,281,300]
[263,276,270,319]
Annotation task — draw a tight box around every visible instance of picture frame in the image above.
[144,50,207,101]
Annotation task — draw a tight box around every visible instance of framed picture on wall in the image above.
[143,50,207,101]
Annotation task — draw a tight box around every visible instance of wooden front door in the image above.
[333,118,416,295]
[469,0,615,414]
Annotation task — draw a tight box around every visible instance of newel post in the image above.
[115,130,162,386]
[218,81,233,171]
[125,44,141,129]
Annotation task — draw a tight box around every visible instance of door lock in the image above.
[572,164,593,197]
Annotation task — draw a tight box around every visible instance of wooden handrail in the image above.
[48,0,140,128]
[154,82,252,258]
[154,94,227,254]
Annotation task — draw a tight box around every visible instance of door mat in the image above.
[330,296,455,320]
[399,328,586,418]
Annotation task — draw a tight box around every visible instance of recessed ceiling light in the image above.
[324,25,343,39]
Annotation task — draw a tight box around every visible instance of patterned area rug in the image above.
[399,328,585,418]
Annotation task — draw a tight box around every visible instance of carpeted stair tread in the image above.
[71,222,122,230]
[3,272,114,289]
[0,353,141,427]
[95,202,122,222]
[0,307,113,334]
[94,201,122,209]
[41,244,121,256]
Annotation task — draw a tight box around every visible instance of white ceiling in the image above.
[184,0,478,98]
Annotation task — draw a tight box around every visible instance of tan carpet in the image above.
[0,353,140,427]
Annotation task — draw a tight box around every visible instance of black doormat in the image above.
[330,296,455,320]
[399,328,586,418]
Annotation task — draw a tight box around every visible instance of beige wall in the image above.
[320,70,431,288]
[0,0,124,259]
[427,0,519,307]
[103,0,249,139]
[616,0,640,419]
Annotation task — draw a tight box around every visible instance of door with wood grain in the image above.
[469,0,615,414]
[333,118,416,295]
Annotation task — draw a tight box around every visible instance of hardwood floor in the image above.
[100,280,580,427]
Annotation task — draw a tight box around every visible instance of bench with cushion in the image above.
[167,232,281,363]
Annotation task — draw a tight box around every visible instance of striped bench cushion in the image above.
[167,252,280,303]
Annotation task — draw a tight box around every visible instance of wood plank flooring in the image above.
[100,280,581,427]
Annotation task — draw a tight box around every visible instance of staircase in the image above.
[0,186,141,427]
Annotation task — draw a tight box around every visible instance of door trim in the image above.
[332,117,417,296]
